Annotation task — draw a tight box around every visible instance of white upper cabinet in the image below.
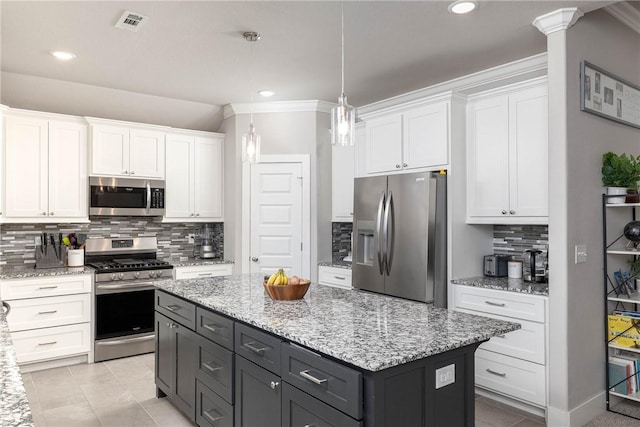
[90,123,165,179]
[4,114,87,222]
[361,97,450,176]
[466,78,548,224]
[332,143,355,222]
[165,131,224,222]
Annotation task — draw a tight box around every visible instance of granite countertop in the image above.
[0,305,34,427]
[318,261,352,270]
[155,273,520,372]
[451,276,549,296]
[0,266,94,280]
[168,259,235,268]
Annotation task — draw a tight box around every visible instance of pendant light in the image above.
[330,2,355,147]
[242,31,261,163]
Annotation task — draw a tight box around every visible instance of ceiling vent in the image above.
[114,10,148,32]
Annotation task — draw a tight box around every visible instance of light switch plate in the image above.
[575,244,587,264]
[435,364,455,389]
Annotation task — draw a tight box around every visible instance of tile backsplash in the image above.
[0,217,223,270]
[492,225,549,259]
[332,222,353,262]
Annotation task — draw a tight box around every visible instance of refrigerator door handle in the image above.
[383,191,394,276]
[376,192,386,275]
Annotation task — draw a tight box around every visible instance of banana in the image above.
[281,271,288,285]
[267,271,278,285]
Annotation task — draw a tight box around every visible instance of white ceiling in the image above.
[0,1,618,109]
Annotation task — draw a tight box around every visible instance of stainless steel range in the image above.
[85,237,173,362]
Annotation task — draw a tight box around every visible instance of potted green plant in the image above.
[602,152,640,203]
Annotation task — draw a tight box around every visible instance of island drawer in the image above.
[453,285,545,323]
[196,380,234,427]
[235,323,281,375]
[282,382,362,427]
[196,308,234,350]
[0,275,92,300]
[155,290,196,329]
[475,348,545,407]
[4,293,91,332]
[282,343,362,419]
[196,335,234,404]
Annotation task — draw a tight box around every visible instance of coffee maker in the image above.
[194,224,216,259]
[525,249,548,283]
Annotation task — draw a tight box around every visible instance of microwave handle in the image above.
[146,182,151,213]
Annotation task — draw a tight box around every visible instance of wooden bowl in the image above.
[263,279,311,300]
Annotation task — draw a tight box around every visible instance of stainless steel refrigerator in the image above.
[352,171,447,307]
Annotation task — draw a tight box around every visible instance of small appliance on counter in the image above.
[194,223,216,259]
[483,255,511,277]
[525,249,548,283]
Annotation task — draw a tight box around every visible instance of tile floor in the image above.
[22,353,546,427]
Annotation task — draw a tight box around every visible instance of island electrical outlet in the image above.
[435,364,455,389]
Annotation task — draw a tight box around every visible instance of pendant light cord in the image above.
[341,1,345,96]
[250,39,254,125]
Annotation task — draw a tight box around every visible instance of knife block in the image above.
[35,245,67,269]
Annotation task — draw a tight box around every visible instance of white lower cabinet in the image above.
[1,274,93,366]
[174,264,233,280]
[452,284,547,411]
[318,266,352,289]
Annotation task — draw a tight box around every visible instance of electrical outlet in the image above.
[575,244,587,264]
[34,236,41,245]
[188,234,195,244]
[435,364,455,389]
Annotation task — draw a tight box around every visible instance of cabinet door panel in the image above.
[165,134,194,218]
[129,129,165,179]
[509,86,548,217]
[466,96,510,218]
[194,136,223,220]
[155,312,175,396]
[332,144,355,221]
[174,324,198,421]
[48,121,87,218]
[235,356,281,427]
[91,125,129,176]
[5,116,48,217]
[403,102,448,170]
[365,115,402,174]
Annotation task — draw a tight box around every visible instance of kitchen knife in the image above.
[50,235,59,260]
[43,232,48,256]
[40,232,45,254]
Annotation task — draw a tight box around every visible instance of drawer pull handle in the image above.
[202,323,220,333]
[270,381,280,390]
[299,370,328,385]
[165,304,181,312]
[243,341,268,355]
[38,341,57,346]
[198,273,213,276]
[203,409,224,424]
[38,286,58,290]
[333,276,346,280]
[38,310,58,315]
[304,425,316,427]
[486,368,507,377]
[166,322,178,329]
[203,362,223,373]
[484,301,505,307]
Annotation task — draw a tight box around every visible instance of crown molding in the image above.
[224,100,334,119]
[605,1,640,34]
[532,7,584,35]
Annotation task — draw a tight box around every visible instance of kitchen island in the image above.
[154,273,520,426]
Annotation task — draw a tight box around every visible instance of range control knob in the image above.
[149,271,156,278]
[110,274,116,281]
[134,272,140,278]
[118,273,125,280]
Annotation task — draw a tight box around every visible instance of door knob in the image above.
[251,257,259,262]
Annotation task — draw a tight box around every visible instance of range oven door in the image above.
[89,176,165,216]
[94,281,155,362]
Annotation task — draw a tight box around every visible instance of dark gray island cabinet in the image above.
[153,275,520,427]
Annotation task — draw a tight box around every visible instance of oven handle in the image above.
[97,333,155,346]
[96,282,155,294]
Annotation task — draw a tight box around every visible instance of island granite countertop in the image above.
[155,273,520,372]
[0,304,33,427]
[0,265,94,280]
[451,276,549,296]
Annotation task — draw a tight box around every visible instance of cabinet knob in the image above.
[42,212,47,216]
[403,163,407,167]
[130,171,135,175]
[251,257,259,262]
[196,213,200,217]
[509,210,515,215]
[50,212,54,216]
[270,381,280,390]
[190,213,194,217]
[395,164,401,169]
[501,210,507,215]
[122,171,128,174]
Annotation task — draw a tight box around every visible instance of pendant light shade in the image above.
[331,2,355,146]
[242,31,261,163]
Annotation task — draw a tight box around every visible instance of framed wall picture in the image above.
[580,61,640,129]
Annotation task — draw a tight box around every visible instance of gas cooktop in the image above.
[87,258,173,272]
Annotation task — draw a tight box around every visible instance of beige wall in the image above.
[547,8,640,424]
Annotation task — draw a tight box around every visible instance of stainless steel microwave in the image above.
[89,177,165,216]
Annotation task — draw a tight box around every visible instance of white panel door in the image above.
[250,162,303,277]
[365,114,402,174]
[90,125,129,176]
[467,96,510,218]
[129,129,165,178]
[165,134,194,219]
[509,86,548,218]
[403,102,448,170]
[194,136,223,220]
[48,121,87,218]
[5,116,49,217]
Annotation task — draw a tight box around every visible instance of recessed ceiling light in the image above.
[448,0,478,14]
[258,90,275,98]
[50,51,76,61]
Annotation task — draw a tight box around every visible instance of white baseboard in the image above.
[476,387,546,420]
[547,392,606,427]
[19,353,89,373]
